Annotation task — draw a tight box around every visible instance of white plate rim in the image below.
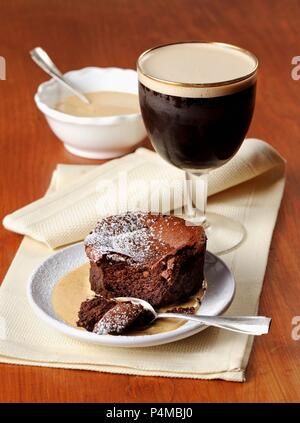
[27,242,235,348]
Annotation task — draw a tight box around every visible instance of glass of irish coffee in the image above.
[137,42,258,254]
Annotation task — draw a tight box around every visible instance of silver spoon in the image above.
[116,297,271,336]
[30,47,90,104]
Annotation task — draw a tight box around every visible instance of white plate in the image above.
[27,243,235,348]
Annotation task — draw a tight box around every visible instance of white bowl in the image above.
[34,67,147,159]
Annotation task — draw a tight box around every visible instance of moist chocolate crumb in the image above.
[93,301,154,335]
[77,296,116,332]
[77,296,154,335]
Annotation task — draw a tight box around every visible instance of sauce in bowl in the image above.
[55,91,140,117]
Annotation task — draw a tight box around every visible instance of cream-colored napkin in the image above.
[3,139,284,249]
[0,138,285,381]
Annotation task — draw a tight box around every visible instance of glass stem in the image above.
[185,171,196,219]
[185,171,208,226]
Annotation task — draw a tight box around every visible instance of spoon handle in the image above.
[157,313,271,335]
[30,47,90,104]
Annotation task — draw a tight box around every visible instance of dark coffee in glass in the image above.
[139,82,256,171]
[137,42,258,254]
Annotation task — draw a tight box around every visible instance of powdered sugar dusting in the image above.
[93,302,148,335]
[85,211,168,262]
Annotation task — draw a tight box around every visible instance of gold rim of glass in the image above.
[137,41,258,88]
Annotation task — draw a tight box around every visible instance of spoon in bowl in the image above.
[116,297,272,336]
[30,47,90,104]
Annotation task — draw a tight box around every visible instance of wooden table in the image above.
[0,0,299,403]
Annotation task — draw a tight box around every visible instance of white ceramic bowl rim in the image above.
[34,66,142,126]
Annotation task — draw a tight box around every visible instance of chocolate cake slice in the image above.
[84,211,206,308]
[77,295,116,332]
[93,301,154,335]
[77,296,154,335]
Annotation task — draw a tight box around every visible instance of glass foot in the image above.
[175,210,246,255]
